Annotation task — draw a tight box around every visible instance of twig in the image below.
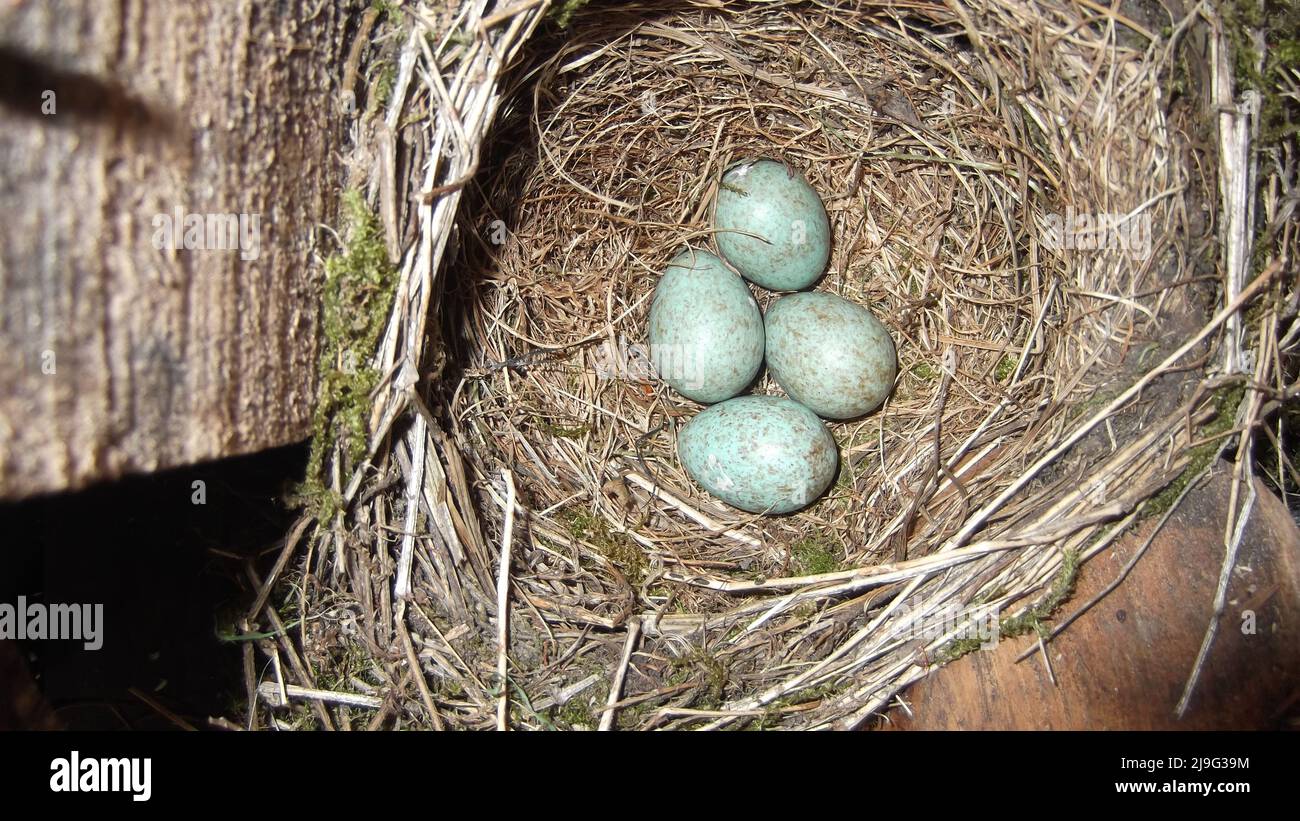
[257,683,384,710]
[245,514,312,623]
[496,469,517,731]
[1035,634,1056,686]
[244,565,335,731]
[1175,476,1256,718]
[893,347,960,560]
[1210,9,1260,375]
[596,681,695,714]
[599,620,642,731]
[1175,311,1271,718]
[948,260,1282,552]
[396,599,445,730]
[623,472,762,548]
[127,687,197,731]
[395,415,427,600]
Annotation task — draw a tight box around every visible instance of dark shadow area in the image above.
[0,442,308,730]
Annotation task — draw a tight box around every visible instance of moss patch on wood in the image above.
[1223,0,1300,145]
[296,190,398,521]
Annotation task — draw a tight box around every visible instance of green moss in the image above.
[367,62,397,118]
[1223,0,1300,145]
[1143,382,1245,518]
[614,698,657,730]
[1000,548,1080,637]
[911,362,938,381]
[549,0,591,29]
[295,190,398,522]
[437,677,466,700]
[553,694,596,729]
[790,533,842,576]
[370,0,399,22]
[315,638,375,692]
[565,509,595,540]
[934,548,1081,664]
[670,648,730,709]
[564,509,647,586]
[935,636,986,663]
[749,680,844,729]
[994,355,1016,383]
[533,416,591,439]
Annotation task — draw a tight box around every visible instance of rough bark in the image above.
[0,0,357,499]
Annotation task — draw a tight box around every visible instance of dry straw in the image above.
[239,0,1295,730]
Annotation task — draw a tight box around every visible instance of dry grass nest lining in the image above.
[263,0,1258,731]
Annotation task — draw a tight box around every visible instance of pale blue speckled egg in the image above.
[648,248,765,404]
[678,396,838,514]
[713,159,831,292]
[765,292,897,419]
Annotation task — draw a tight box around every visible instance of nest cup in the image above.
[286,0,1225,730]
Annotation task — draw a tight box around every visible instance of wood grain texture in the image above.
[885,471,1300,729]
[0,0,356,499]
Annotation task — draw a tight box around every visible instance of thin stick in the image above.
[127,687,197,731]
[257,683,384,710]
[599,620,642,731]
[596,681,694,714]
[244,566,335,731]
[624,472,762,548]
[496,469,517,731]
[1176,316,1270,717]
[395,416,427,600]
[668,486,1157,595]
[1175,477,1256,717]
[480,0,548,30]
[1035,635,1057,686]
[396,599,445,730]
[245,514,312,622]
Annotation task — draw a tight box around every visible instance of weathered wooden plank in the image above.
[0,0,356,499]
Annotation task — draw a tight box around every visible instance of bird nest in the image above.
[237,0,1294,730]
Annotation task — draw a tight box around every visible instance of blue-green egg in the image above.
[677,396,838,514]
[713,158,831,292]
[765,292,897,419]
[648,248,765,404]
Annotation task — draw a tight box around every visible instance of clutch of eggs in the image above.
[641,159,900,516]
